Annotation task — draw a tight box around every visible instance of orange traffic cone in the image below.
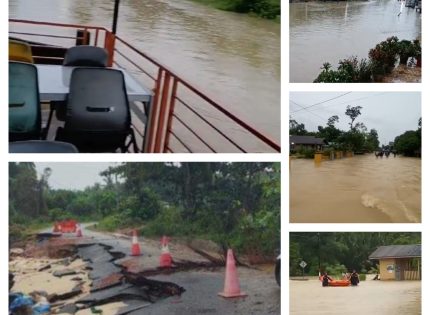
[131,229,142,256]
[218,249,247,298]
[76,224,82,237]
[53,223,60,233]
[159,236,172,268]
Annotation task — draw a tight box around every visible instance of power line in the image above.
[305,92,389,113]
[290,100,327,123]
[291,92,352,113]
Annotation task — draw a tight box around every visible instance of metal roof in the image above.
[369,245,421,259]
[290,135,326,145]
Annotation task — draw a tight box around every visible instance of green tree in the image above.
[290,119,308,135]
[345,105,363,131]
[364,129,380,151]
[317,115,342,143]
[394,130,421,156]
[290,232,421,276]
[9,163,39,221]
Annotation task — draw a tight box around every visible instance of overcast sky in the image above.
[35,162,120,190]
[289,92,421,145]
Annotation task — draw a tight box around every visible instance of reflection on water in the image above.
[290,0,422,82]
[9,0,280,141]
[290,154,421,223]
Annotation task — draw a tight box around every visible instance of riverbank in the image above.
[190,0,280,20]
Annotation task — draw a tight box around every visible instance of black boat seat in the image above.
[9,140,78,153]
[63,45,108,67]
[55,67,138,152]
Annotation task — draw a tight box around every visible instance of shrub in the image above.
[412,39,421,58]
[297,147,316,159]
[314,36,423,82]
[48,208,69,221]
[397,40,414,64]
[98,214,125,231]
[143,206,188,236]
[369,36,399,75]
[232,209,280,256]
[359,273,366,281]
[314,57,371,83]
[325,263,347,278]
[313,63,340,83]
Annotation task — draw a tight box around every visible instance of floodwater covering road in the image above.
[290,0,422,82]
[290,154,421,223]
[290,278,421,315]
[9,0,280,145]
[9,224,280,314]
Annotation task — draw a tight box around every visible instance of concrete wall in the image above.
[379,258,421,280]
[380,258,396,280]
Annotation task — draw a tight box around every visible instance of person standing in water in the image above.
[350,270,360,286]
[322,272,333,287]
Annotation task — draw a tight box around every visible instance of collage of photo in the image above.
[6,0,424,315]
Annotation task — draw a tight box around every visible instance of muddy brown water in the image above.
[290,154,421,223]
[9,0,280,150]
[290,0,422,82]
[290,279,421,315]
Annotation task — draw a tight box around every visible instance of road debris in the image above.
[53,269,78,277]
[10,226,279,314]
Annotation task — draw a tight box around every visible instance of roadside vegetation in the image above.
[192,0,280,20]
[290,232,421,278]
[290,105,421,157]
[314,37,421,83]
[10,162,280,259]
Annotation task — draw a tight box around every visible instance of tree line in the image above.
[290,105,380,155]
[290,232,421,277]
[195,0,280,19]
[9,162,280,257]
[290,104,421,157]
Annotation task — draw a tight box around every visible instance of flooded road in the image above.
[290,278,421,315]
[290,0,422,82]
[290,154,421,223]
[9,0,280,142]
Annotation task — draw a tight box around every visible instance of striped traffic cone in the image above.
[159,236,172,268]
[76,224,82,237]
[131,229,142,256]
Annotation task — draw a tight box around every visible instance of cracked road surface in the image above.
[10,223,280,314]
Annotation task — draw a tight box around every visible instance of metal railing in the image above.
[9,19,280,153]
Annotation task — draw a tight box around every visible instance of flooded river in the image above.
[290,0,422,82]
[290,279,421,315]
[9,0,280,143]
[290,154,421,223]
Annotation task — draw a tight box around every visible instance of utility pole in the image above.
[112,0,120,34]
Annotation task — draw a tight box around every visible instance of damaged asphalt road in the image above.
[9,224,280,314]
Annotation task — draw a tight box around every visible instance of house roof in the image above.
[290,135,326,145]
[369,245,421,259]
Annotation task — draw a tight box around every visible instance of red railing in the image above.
[9,19,280,153]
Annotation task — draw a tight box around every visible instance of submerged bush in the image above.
[315,36,421,83]
[297,147,316,159]
[314,57,372,83]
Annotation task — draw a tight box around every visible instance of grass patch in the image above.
[190,0,280,20]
